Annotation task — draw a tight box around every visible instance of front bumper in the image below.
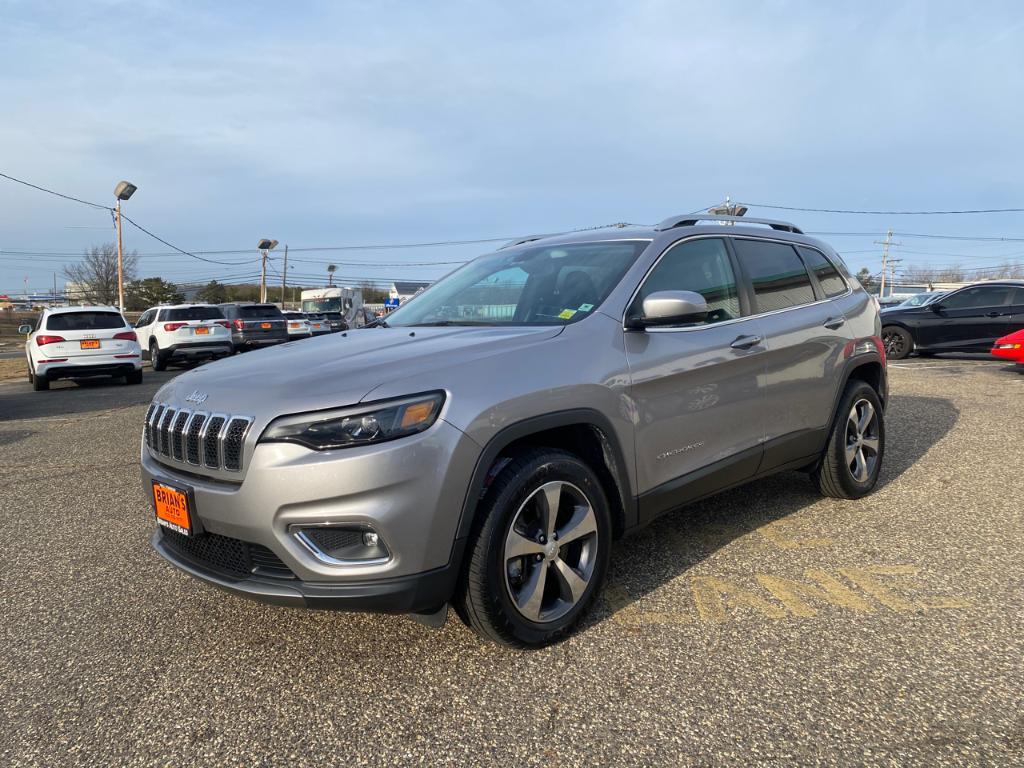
[142,418,481,613]
[152,529,460,613]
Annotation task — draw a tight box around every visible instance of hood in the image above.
[153,325,564,417]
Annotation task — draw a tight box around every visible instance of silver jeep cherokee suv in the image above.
[142,213,887,648]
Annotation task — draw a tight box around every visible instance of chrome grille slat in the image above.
[144,403,252,474]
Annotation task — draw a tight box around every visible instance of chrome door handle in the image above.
[823,316,846,330]
[730,334,763,350]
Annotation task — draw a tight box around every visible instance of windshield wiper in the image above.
[366,317,389,328]
[406,320,488,327]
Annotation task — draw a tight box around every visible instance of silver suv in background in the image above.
[142,213,887,648]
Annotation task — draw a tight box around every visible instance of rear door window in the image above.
[797,246,848,298]
[239,305,284,319]
[733,239,816,313]
[46,311,125,331]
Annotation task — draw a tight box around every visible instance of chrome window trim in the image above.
[621,233,852,333]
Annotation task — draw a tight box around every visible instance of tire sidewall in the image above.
[479,453,612,646]
[831,383,885,497]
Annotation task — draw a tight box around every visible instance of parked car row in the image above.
[21,301,352,390]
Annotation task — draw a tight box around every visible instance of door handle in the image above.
[823,316,846,330]
[985,311,1003,318]
[730,334,763,350]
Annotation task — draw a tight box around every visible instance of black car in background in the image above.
[217,303,289,352]
[880,280,1024,359]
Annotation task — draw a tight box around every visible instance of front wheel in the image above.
[812,381,885,499]
[882,326,913,360]
[456,448,612,648]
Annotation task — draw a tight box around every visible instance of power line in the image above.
[0,171,111,211]
[741,201,1024,215]
[119,214,261,266]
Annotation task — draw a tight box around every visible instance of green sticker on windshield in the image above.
[558,309,577,319]
[578,303,594,312]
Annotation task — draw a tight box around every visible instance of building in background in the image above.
[388,281,431,303]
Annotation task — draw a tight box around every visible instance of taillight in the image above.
[233,319,244,330]
[36,334,65,346]
[113,330,137,342]
[163,322,187,331]
[215,320,231,329]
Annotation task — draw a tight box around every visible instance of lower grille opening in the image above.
[160,528,295,580]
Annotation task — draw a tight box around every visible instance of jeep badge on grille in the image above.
[184,390,209,405]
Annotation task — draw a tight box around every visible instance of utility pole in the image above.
[875,229,894,299]
[281,244,288,306]
[53,273,57,306]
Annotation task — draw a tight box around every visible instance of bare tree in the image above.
[901,264,938,283]
[63,243,138,305]
[935,263,964,282]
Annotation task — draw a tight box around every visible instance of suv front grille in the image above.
[160,528,294,579]
[145,403,253,474]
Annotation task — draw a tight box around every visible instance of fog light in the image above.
[362,531,379,547]
[291,524,390,565]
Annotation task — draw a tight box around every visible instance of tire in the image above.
[812,381,885,499]
[455,448,612,648]
[882,325,913,360]
[32,370,50,391]
[125,369,143,385]
[150,340,167,372]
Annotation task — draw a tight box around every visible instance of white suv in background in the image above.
[134,304,233,371]
[20,306,143,391]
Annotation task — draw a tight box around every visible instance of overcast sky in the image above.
[2,0,1023,294]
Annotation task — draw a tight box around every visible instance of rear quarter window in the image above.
[797,246,848,298]
[46,312,125,331]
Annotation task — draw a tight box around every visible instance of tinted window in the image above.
[46,311,125,331]
[164,306,223,321]
[798,246,847,298]
[636,238,741,324]
[941,286,1012,310]
[239,305,284,319]
[733,239,816,312]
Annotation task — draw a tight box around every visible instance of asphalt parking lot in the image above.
[2,358,1023,766]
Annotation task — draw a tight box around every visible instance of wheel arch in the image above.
[455,410,635,547]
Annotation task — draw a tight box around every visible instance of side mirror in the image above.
[930,303,945,314]
[18,324,32,334]
[628,290,709,329]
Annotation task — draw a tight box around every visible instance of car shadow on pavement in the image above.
[592,393,959,626]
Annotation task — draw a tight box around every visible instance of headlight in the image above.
[259,392,445,451]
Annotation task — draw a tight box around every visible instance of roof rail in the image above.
[655,213,803,234]
[498,233,562,250]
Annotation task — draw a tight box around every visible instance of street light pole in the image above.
[281,244,288,306]
[114,181,137,310]
[257,239,278,303]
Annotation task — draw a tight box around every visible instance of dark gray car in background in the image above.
[143,214,887,648]
[217,302,289,351]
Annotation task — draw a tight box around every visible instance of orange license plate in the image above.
[260,322,271,329]
[153,481,192,536]
[80,339,100,349]
[195,326,209,334]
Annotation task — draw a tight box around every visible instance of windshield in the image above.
[302,298,342,313]
[899,292,946,308]
[385,241,648,327]
[164,306,223,321]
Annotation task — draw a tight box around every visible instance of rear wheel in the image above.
[32,369,50,391]
[456,448,611,648]
[125,369,143,385]
[881,326,913,360]
[149,340,167,371]
[813,381,885,499]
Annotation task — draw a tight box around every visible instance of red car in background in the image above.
[991,329,1024,364]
